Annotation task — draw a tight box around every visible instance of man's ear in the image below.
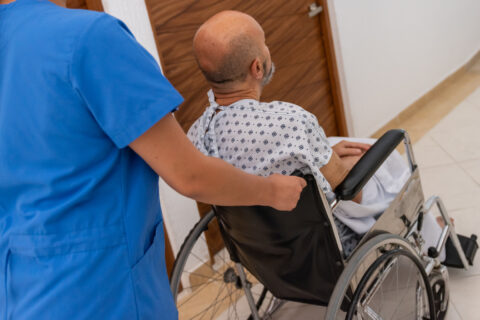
[250,58,263,80]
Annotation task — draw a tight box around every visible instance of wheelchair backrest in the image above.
[213,174,344,306]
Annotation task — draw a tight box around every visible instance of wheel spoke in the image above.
[363,305,384,320]
[361,258,397,307]
[178,275,225,308]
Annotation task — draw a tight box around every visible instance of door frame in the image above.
[318,0,348,136]
[85,0,103,11]
[66,0,103,11]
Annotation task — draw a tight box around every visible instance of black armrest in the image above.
[334,129,407,201]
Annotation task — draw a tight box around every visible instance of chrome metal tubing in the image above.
[264,297,285,319]
[402,130,417,173]
[236,263,261,320]
[435,225,450,259]
[436,196,470,270]
[424,196,470,270]
[425,258,436,276]
[330,198,338,210]
[323,192,344,261]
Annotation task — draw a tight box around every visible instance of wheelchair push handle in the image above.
[334,129,416,201]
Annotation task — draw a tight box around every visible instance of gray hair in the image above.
[200,34,262,85]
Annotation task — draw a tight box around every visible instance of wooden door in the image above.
[146,0,347,266]
[146,0,347,135]
[66,0,103,11]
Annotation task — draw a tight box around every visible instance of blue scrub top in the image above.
[0,0,183,319]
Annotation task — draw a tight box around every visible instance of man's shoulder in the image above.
[259,100,317,120]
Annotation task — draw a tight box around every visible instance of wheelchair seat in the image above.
[214,174,344,305]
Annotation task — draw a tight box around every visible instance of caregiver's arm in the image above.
[129,114,306,211]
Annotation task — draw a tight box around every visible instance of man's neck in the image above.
[212,87,261,106]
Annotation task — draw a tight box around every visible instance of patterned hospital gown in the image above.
[188,90,361,256]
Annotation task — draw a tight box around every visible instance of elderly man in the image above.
[187,10,445,256]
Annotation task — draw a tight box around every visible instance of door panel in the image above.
[66,0,103,11]
[146,0,344,136]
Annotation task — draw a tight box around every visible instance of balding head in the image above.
[193,11,272,88]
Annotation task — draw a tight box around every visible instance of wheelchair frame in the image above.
[170,130,472,320]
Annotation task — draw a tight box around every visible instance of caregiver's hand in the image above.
[332,140,370,158]
[265,174,306,211]
[129,114,306,211]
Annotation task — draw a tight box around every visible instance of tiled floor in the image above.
[271,62,480,318]
[417,87,480,320]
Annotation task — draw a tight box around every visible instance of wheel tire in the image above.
[170,211,269,319]
[346,248,436,319]
[326,234,436,319]
[430,272,449,320]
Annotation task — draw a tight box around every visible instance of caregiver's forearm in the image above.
[129,114,306,211]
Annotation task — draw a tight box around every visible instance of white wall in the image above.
[328,0,480,137]
[102,0,201,255]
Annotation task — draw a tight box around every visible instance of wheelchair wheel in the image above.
[170,211,270,320]
[429,271,449,320]
[326,234,436,319]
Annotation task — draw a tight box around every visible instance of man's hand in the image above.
[332,140,370,158]
[320,149,363,204]
[265,174,306,211]
[340,155,362,171]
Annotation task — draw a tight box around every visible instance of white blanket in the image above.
[327,137,411,234]
[328,137,444,260]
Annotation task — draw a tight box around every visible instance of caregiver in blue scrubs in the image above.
[0,0,306,318]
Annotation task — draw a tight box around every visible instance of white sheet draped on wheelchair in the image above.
[328,137,445,261]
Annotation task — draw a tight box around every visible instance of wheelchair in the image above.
[170,129,478,319]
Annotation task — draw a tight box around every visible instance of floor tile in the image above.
[459,159,480,185]
[430,100,480,130]
[414,141,456,168]
[448,275,480,319]
[445,300,463,320]
[414,135,438,148]
[429,102,480,162]
[272,302,326,319]
[465,87,480,108]
[420,164,479,207]
[438,190,480,212]
[449,259,480,280]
